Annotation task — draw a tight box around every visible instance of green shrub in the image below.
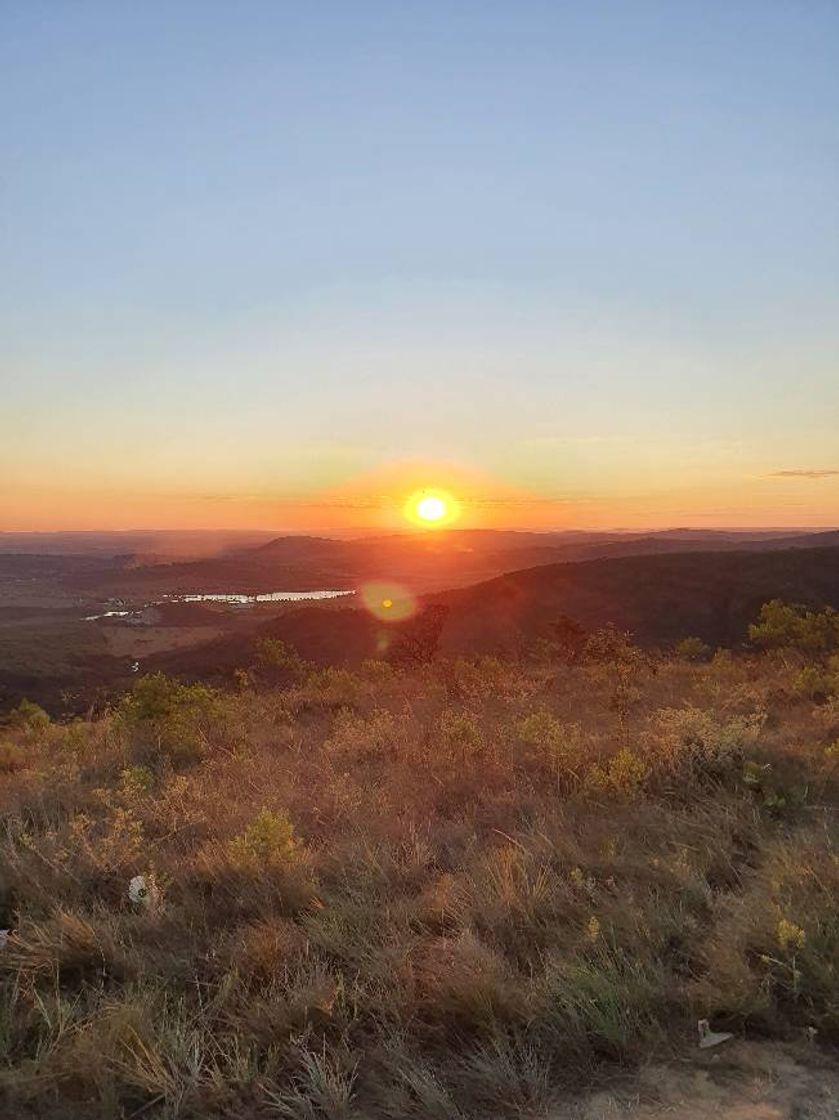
[437,709,483,760]
[301,667,362,709]
[7,699,50,736]
[325,708,396,763]
[653,705,764,782]
[586,747,648,796]
[118,673,226,767]
[0,741,22,773]
[741,760,804,815]
[693,834,839,1034]
[792,665,836,702]
[515,711,582,787]
[229,808,298,870]
[254,638,310,681]
[119,765,155,797]
[446,656,512,703]
[675,636,711,662]
[749,599,839,655]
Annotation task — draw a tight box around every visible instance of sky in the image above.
[2,0,838,532]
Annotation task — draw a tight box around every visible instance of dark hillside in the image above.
[143,546,839,684]
[431,546,839,654]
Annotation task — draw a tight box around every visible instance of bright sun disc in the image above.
[404,488,459,529]
[417,495,446,522]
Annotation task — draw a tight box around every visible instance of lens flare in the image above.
[360,581,417,622]
[404,488,459,529]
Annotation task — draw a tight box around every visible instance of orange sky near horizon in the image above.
[3,457,837,534]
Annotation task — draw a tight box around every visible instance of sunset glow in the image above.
[417,496,446,522]
[2,3,837,538]
[403,489,460,530]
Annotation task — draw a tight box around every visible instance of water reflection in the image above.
[174,590,353,604]
[85,589,354,620]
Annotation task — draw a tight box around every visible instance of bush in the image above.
[254,638,311,682]
[537,946,666,1061]
[0,740,22,773]
[118,673,226,767]
[515,711,582,787]
[119,765,155,796]
[675,636,711,662]
[446,656,512,703]
[749,600,839,655]
[229,808,298,870]
[792,665,837,702]
[325,708,397,763]
[7,699,50,736]
[692,831,839,1034]
[300,667,362,710]
[586,747,648,796]
[436,709,483,760]
[653,705,765,782]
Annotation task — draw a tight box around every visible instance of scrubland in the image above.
[2,614,839,1118]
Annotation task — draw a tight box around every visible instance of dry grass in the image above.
[1,647,838,1118]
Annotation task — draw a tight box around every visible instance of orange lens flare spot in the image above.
[360,581,417,622]
[403,488,460,529]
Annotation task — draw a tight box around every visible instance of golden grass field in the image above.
[2,625,839,1118]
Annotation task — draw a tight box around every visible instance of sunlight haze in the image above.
[2,1,838,530]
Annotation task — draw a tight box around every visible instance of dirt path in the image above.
[554,1042,839,1119]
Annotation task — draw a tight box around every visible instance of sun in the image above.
[417,495,446,522]
[404,488,460,529]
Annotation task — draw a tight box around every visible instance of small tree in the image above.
[388,605,449,668]
[550,614,588,664]
[749,600,839,656]
[582,625,656,734]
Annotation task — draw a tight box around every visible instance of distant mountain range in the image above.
[0,526,803,556]
[68,526,839,598]
[0,530,279,558]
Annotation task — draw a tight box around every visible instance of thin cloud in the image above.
[769,469,839,479]
[196,493,582,510]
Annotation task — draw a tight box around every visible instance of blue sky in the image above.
[2,1,838,529]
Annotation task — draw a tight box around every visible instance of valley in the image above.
[2,528,838,715]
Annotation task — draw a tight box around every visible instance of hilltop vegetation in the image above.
[2,604,839,1118]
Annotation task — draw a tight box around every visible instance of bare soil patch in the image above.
[560,1042,839,1119]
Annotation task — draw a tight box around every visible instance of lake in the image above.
[85,589,355,620]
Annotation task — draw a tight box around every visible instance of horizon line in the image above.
[1,525,836,537]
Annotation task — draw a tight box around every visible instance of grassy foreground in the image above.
[2,638,839,1118]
